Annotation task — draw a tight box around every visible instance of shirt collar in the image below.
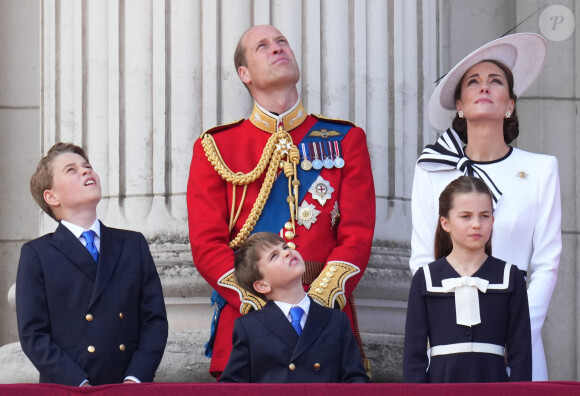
[61,218,101,239]
[274,293,310,318]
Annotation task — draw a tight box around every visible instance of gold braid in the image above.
[201,125,300,249]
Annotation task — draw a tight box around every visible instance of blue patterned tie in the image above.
[289,306,304,336]
[82,230,99,262]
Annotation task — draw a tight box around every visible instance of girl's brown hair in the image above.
[434,176,493,259]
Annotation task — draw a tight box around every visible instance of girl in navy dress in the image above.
[404,176,531,382]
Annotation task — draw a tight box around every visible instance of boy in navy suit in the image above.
[16,142,168,386]
[220,232,369,383]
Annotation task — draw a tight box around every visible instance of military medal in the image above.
[309,175,334,206]
[297,201,321,230]
[311,142,323,170]
[322,142,334,169]
[333,141,345,168]
[300,143,312,171]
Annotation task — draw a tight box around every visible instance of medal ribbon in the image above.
[326,142,334,160]
[300,143,309,160]
[333,140,342,158]
[311,143,319,160]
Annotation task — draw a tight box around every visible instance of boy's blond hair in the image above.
[30,142,90,221]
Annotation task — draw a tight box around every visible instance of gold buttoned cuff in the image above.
[307,261,360,309]
[218,269,266,315]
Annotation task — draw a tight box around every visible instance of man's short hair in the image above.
[234,26,254,93]
[233,26,252,72]
[234,232,286,300]
[30,142,90,220]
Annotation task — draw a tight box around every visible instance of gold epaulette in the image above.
[217,269,266,315]
[199,119,244,140]
[311,114,357,128]
[307,261,360,310]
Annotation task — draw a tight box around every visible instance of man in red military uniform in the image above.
[187,25,375,378]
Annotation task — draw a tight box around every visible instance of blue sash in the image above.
[253,120,351,233]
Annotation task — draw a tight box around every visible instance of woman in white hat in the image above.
[409,33,561,381]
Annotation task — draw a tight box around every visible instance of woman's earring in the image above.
[458,110,464,118]
[505,110,512,118]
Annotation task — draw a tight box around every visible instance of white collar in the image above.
[254,98,301,124]
[61,218,101,239]
[274,293,310,318]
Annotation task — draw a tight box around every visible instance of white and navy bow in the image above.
[417,128,502,208]
[441,276,489,327]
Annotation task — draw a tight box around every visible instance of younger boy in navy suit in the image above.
[220,232,369,383]
[16,142,168,386]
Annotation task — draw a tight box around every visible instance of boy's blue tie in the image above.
[82,230,99,262]
[289,306,304,336]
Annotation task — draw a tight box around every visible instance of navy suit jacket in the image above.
[220,297,369,383]
[16,222,168,386]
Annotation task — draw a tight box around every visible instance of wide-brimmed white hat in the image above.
[427,33,548,131]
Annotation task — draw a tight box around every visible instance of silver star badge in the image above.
[297,201,321,230]
[308,175,334,206]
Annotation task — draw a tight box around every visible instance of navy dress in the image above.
[403,256,532,383]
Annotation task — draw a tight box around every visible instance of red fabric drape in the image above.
[0,382,579,396]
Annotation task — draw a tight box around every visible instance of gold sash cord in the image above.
[202,125,300,249]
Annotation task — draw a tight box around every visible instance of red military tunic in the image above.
[187,101,375,376]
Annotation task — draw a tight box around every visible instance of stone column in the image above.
[0,0,40,348]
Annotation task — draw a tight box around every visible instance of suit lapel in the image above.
[51,223,98,281]
[291,298,332,361]
[256,301,300,349]
[89,222,123,307]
